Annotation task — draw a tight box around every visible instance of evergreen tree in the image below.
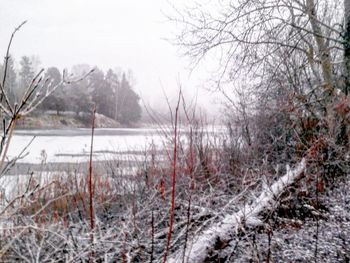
[40,67,66,114]
[90,68,111,117]
[67,64,94,115]
[90,69,142,124]
[117,73,141,124]
[104,69,119,119]
[19,56,34,89]
[0,56,18,104]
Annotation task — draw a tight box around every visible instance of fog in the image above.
[0,0,221,116]
[0,1,349,262]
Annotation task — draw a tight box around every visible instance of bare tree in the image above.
[164,0,350,261]
[171,0,349,160]
[0,22,93,262]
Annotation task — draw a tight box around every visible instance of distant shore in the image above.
[16,111,125,129]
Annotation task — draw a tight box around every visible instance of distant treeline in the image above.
[0,56,142,124]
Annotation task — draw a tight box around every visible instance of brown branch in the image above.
[0,21,27,114]
[88,105,96,263]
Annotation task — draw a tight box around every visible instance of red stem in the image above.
[163,92,181,263]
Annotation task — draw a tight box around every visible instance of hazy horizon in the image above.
[0,0,222,116]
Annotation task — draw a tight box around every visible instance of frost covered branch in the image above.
[168,159,306,263]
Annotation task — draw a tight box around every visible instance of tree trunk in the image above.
[168,159,306,263]
[306,0,333,88]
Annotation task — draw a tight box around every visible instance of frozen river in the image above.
[2,126,225,197]
[7,128,167,164]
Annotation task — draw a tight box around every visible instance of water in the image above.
[8,128,166,164]
[8,126,226,164]
[1,126,226,200]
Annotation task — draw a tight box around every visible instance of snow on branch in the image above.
[168,158,306,263]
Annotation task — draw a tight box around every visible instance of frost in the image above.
[169,159,306,263]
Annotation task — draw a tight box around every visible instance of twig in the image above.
[0,117,18,172]
[168,159,307,263]
[163,90,182,263]
[150,209,155,263]
[0,135,35,175]
[88,105,96,263]
[181,97,195,263]
[266,228,272,263]
[182,189,192,263]
[0,21,27,113]
[314,171,319,262]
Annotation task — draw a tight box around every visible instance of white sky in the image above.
[0,0,221,115]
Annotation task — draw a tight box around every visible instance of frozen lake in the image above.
[1,126,226,198]
[1,128,173,199]
[7,128,168,164]
[5,126,226,165]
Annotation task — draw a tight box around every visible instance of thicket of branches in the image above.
[0,0,349,261]
[164,0,350,261]
[172,0,349,176]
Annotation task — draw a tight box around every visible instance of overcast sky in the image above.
[0,0,221,114]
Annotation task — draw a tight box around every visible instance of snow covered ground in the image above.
[217,174,350,262]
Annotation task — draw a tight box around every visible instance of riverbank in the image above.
[16,111,121,129]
